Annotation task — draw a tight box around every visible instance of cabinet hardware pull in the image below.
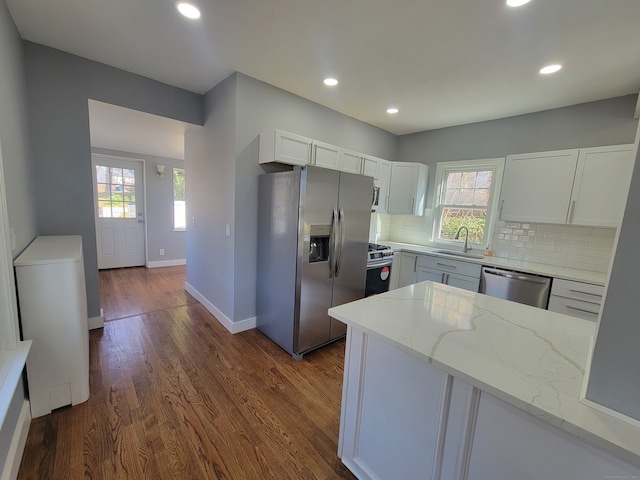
[568,200,576,223]
[441,273,445,283]
[413,255,418,272]
[445,273,450,284]
[411,197,415,213]
[498,199,504,220]
[566,305,599,316]
[436,263,457,269]
[569,289,602,298]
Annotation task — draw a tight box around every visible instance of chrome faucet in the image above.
[455,226,470,253]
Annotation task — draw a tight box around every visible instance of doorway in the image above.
[92,154,146,269]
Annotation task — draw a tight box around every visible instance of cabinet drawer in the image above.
[550,279,604,304]
[419,255,482,278]
[547,295,600,322]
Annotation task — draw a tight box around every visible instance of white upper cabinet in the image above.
[570,145,635,227]
[500,149,579,224]
[341,149,363,174]
[259,129,312,166]
[362,156,379,178]
[500,145,635,227]
[388,162,429,216]
[312,140,342,170]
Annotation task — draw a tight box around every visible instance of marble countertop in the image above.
[387,241,608,285]
[329,281,640,467]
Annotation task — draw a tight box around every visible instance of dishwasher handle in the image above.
[482,267,549,284]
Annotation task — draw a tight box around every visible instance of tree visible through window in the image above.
[434,159,504,247]
[173,168,186,230]
[95,165,136,218]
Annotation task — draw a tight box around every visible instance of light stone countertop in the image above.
[329,281,640,467]
[387,241,608,285]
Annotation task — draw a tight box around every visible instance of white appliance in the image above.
[14,235,90,418]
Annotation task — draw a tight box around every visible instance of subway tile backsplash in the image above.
[370,214,615,274]
[492,221,614,273]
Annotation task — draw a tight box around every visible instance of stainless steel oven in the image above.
[365,243,393,297]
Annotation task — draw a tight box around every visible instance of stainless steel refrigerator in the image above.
[257,165,372,360]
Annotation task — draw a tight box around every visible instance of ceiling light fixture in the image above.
[386,108,399,114]
[323,78,339,86]
[506,0,531,7]
[539,64,563,75]
[177,2,201,19]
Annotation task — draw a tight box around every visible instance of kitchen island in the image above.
[329,281,640,480]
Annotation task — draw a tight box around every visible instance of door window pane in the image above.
[96,165,136,219]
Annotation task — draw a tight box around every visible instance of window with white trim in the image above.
[173,168,186,230]
[432,158,505,248]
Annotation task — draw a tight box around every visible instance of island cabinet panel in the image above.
[339,330,448,480]
[467,393,640,480]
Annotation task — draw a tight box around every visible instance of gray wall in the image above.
[398,95,639,208]
[92,147,186,264]
[23,42,203,317]
[185,72,398,324]
[185,74,237,319]
[0,1,35,469]
[587,143,640,420]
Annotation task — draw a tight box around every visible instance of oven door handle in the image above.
[367,258,394,270]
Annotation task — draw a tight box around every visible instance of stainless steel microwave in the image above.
[372,186,380,210]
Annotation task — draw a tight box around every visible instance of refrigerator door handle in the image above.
[328,207,338,278]
[335,208,345,277]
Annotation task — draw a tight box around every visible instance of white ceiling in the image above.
[7,0,640,135]
[88,100,193,160]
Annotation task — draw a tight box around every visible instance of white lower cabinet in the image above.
[339,330,449,480]
[339,327,640,480]
[397,252,420,288]
[467,393,639,480]
[547,278,604,321]
[417,255,481,292]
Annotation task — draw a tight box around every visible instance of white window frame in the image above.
[0,141,32,427]
[173,168,186,231]
[431,157,505,249]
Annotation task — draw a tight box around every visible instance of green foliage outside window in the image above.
[440,208,486,244]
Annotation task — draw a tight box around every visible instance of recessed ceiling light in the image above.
[323,78,339,87]
[539,64,563,75]
[386,108,399,114]
[177,2,201,19]
[506,0,531,6]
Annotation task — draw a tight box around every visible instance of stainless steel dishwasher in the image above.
[480,266,552,308]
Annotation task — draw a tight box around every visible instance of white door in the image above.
[92,155,145,269]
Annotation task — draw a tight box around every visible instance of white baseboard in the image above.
[184,282,256,334]
[88,313,104,330]
[1,400,31,480]
[147,259,186,268]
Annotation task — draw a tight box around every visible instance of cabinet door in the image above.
[501,150,578,223]
[417,266,444,283]
[373,160,392,214]
[570,145,635,227]
[362,156,379,179]
[446,273,480,292]
[312,140,341,170]
[388,163,429,215]
[467,393,640,480]
[274,130,312,165]
[397,252,420,288]
[341,149,363,174]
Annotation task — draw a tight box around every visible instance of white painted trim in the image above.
[634,91,640,119]
[87,315,104,330]
[147,258,186,268]
[432,374,454,480]
[0,342,31,431]
[1,400,31,480]
[184,282,256,334]
[579,398,640,430]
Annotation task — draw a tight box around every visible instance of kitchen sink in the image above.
[432,249,486,260]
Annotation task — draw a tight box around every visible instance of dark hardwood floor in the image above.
[17,266,355,479]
